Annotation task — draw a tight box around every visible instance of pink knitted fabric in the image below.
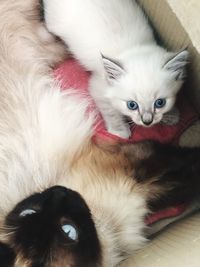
[54,58,198,145]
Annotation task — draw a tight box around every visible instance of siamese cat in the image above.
[1,141,200,267]
[43,0,188,138]
[0,1,199,267]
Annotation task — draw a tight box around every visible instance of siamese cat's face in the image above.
[103,49,189,127]
[1,186,101,267]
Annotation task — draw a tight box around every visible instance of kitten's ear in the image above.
[101,54,125,83]
[163,50,189,80]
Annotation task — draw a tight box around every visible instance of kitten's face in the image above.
[1,186,102,267]
[102,50,188,127]
[107,71,177,127]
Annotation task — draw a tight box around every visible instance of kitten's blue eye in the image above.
[154,98,166,108]
[62,224,78,241]
[19,209,36,217]
[127,101,138,110]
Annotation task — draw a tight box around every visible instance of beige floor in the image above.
[122,212,200,267]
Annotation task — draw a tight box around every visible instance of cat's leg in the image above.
[95,99,131,139]
[103,111,131,139]
[89,73,131,139]
[179,120,200,147]
[161,106,180,125]
[121,141,200,211]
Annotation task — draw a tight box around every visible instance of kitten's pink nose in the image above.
[142,113,153,126]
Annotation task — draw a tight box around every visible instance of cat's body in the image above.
[0,1,200,267]
[0,0,91,216]
[2,140,200,267]
[44,0,189,138]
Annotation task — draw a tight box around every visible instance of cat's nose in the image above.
[141,113,153,126]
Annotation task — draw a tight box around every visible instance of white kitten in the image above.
[44,0,189,138]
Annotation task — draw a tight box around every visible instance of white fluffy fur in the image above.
[0,0,94,215]
[0,1,147,266]
[44,0,189,138]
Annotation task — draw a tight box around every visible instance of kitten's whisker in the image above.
[128,121,135,125]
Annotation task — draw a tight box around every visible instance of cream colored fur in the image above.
[0,1,147,266]
[59,144,147,266]
[0,0,94,215]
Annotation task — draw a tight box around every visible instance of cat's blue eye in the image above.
[154,98,166,109]
[19,209,36,217]
[127,101,138,110]
[62,224,78,241]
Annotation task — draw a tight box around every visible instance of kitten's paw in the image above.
[108,125,131,139]
[162,107,180,125]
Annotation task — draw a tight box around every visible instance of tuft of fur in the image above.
[44,0,189,138]
[0,0,94,216]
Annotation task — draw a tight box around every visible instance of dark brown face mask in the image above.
[1,186,102,267]
[0,242,15,267]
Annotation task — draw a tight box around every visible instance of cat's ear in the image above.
[101,54,125,83]
[163,50,189,80]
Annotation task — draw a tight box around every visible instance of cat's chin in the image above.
[131,121,155,128]
[141,124,153,128]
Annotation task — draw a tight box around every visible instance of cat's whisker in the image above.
[0,231,15,237]
[0,230,17,243]
[49,247,53,265]
[0,226,17,231]
[128,121,135,126]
